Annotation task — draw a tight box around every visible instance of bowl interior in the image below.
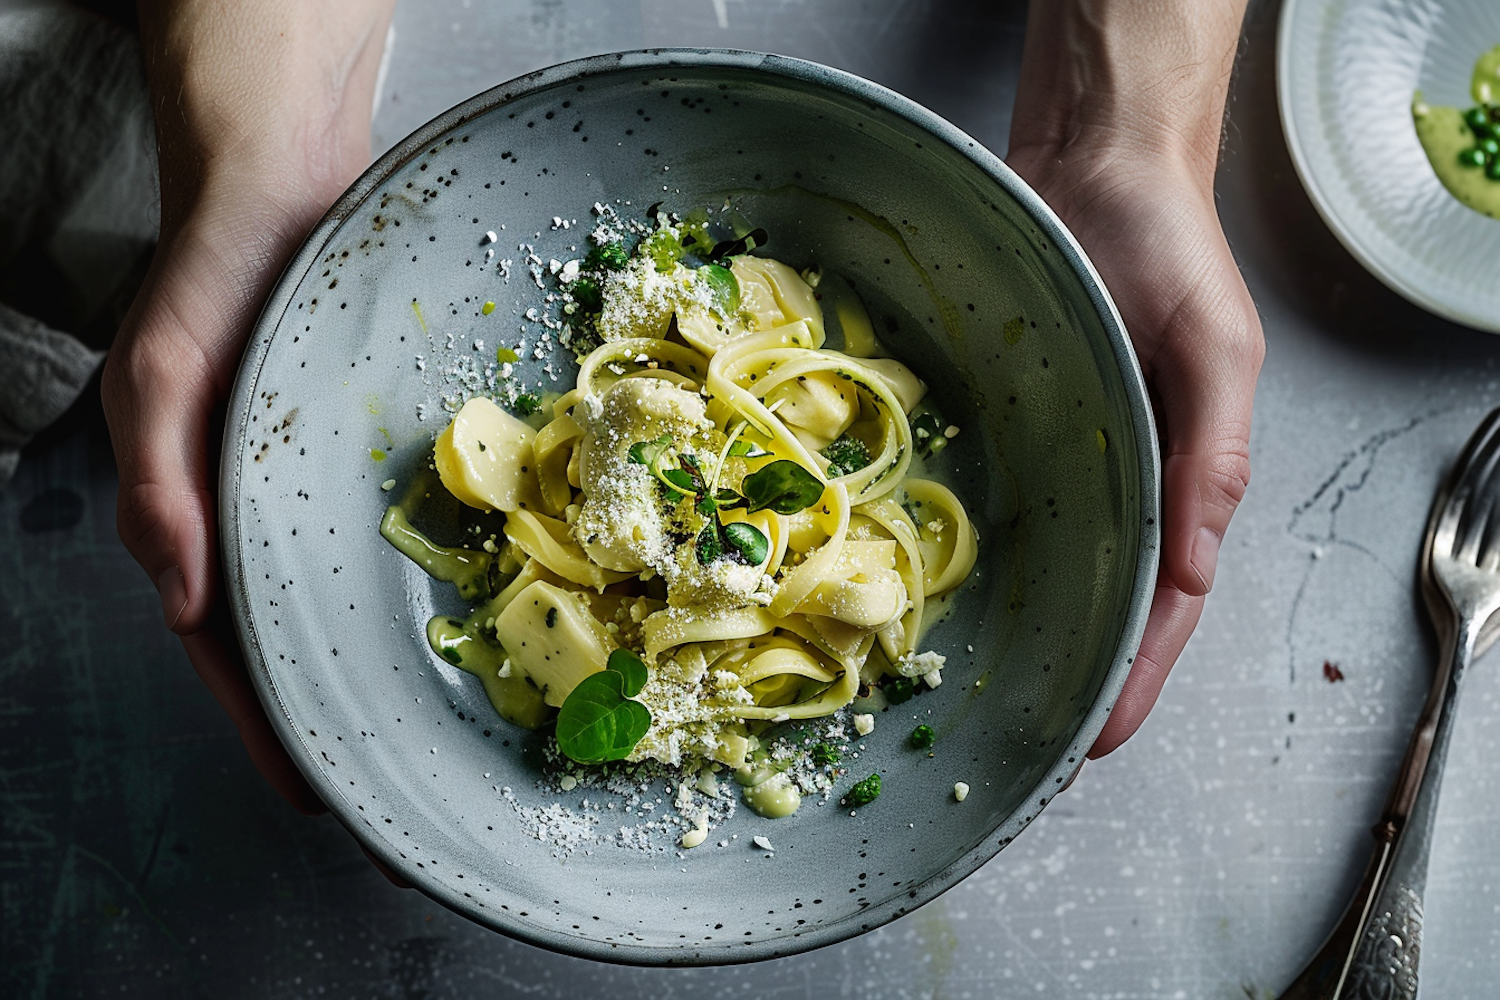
[224,50,1154,964]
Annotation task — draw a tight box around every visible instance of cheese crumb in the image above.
[380,479,396,491]
[559,775,578,791]
[853,714,874,736]
[752,835,773,852]
[954,781,970,802]
[943,424,960,439]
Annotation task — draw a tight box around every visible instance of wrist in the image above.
[1009,0,1249,187]
[140,0,392,236]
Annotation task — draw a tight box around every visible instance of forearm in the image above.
[1010,0,1250,184]
[137,0,394,237]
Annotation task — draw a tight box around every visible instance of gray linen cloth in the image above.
[0,2,158,488]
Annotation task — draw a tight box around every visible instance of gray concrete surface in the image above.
[6,1,1500,997]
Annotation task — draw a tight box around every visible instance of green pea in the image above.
[1487,156,1500,181]
[1459,147,1488,168]
[1481,137,1500,157]
[1466,106,1492,136]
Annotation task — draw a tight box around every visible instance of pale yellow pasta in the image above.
[427,240,978,769]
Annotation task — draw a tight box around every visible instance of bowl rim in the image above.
[220,46,1161,966]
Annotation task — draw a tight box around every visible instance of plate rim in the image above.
[219,46,1161,966]
[1276,0,1500,333]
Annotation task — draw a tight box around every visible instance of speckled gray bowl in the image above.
[221,49,1158,965]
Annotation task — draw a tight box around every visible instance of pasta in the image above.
[382,213,977,808]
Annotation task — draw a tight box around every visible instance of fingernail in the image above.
[1192,527,1221,592]
[157,566,187,631]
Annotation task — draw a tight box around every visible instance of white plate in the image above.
[1278,0,1500,331]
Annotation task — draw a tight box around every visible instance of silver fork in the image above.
[1279,407,1500,1000]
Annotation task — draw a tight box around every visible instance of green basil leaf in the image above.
[696,493,718,516]
[695,523,724,565]
[716,488,746,509]
[741,460,825,515]
[662,468,695,492]
[722,521,769,565]
[605,647,648,697]
[700,263,741,317]
[555,669,652,765]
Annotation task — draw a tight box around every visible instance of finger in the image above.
[103,304,222,637]
[179,614,327,816]
[1150,268,1263,600]
[1088,584,1204,758]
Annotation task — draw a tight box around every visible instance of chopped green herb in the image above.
[844,773,882,807]
[554,648,652,764]
[810,743,841,766]
[696,493,718,517]
[695,523,723,565]
[884,676,916,705]
[512,393,543,417]
[545,607,558,628]
[584,241,630,272]
[643,229,685,272]
[496,346,519,364]
[910,724,935,750]
[482,301,497,316]
[440,646,463,665]
[570,276,603,313]
[740,460,825,515]
[821,434,872,478]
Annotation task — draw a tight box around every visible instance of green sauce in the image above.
[1413,44,1500,220]
[379,506,491,600]
[427,617,549,729]
[380,504,551,729]
[735,764,802,818]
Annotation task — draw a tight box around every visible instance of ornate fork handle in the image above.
[1279,612,1476,999]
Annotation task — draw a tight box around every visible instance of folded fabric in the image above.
[0,3,158,489]
[0,303,106,483]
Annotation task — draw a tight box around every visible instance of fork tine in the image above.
[1446,409,1500,563]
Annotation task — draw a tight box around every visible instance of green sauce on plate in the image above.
[1413,44,1500,220]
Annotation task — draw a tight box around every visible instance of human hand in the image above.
[1008,0,1263,758]
[102,0,393,813]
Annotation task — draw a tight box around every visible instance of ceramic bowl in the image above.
[1278,0,1500,331]
[221,49,1158,964]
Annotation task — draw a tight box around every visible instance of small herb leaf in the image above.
[699,263,741,317]
[741,460,825,515]
[716,488,746,509]
[554,665,652,765]
[662,468,696,492]
[844,773,882,807]
[695,524,724,565]
[606,647,648,697]
[722,521,770,565]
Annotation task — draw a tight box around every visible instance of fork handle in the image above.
[1276,614,1476,1000]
